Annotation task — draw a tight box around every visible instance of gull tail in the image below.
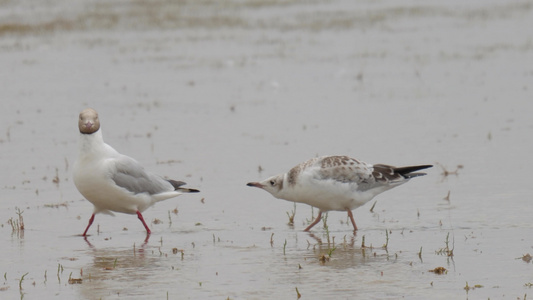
[394,165,433,179]
[167,180,200,193]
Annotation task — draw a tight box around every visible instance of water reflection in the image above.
[300,231,396,270]
[78,234,166,299]
[83,234,150,249]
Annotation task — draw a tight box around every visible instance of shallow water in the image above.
[1,0,533,299]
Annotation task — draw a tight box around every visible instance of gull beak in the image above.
[246,182,264,188]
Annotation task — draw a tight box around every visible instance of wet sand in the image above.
[1,0,533,299]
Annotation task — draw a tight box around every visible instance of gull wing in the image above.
[111,156,172,195]
[313,156,374,185]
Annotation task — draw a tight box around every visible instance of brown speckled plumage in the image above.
[287,158,315,186]
[246,155,432,233]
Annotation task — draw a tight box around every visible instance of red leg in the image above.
[304,211,323,232]
[347,210,358,232]
[136,211,151,235]
[82,213,95,236]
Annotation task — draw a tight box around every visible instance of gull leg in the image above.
[143,233,151,245]
[304,211,323,232]
[136,211,151,235]
[82,213,95,236]
[347,210,358,233]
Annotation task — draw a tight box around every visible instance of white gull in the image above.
[247,155,431,233]
[73,108,199,236]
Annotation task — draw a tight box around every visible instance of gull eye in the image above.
[269,180,275,186]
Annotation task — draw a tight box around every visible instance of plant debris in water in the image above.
[463,281,483,291]
[286,203,296,225]
[295,287,302,299]
[319,254,329,263]
[8,207,25,235]
[68,274,82,284]
[436,162,463,179]
[435,232,454,257]
[428,267,447,275]
[43,202,69,209]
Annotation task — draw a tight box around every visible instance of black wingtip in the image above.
[393,165,432,179]
[394,165,433,175]
[176,187,200,193]
[168,179,200,193]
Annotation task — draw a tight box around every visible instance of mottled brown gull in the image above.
[247,155,431,233]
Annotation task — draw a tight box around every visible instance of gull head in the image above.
[78,108,100,134]
[247,174,285,197]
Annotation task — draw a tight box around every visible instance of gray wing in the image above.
[111,156,172,195]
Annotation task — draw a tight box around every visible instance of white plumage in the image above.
[247,155,431,232]
[73,108,199,236]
